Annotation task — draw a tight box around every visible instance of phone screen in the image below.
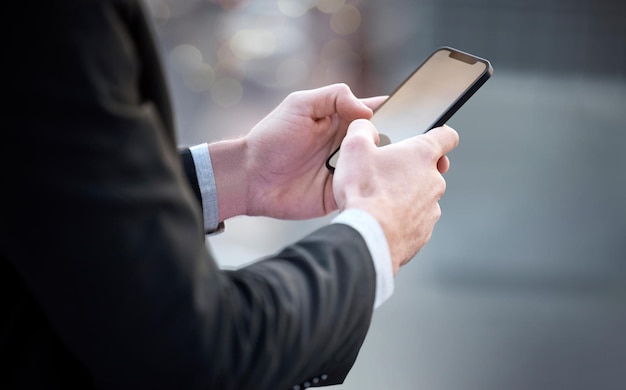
[372,48,490,143]
[326,47,492,171]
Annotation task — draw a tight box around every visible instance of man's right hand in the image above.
[332,120,460,275]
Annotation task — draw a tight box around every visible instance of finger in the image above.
[343,119,380,148]
[335,119,379,172]
[424,125,460,156]
[360,95,388,111]
[437,155,451,174]
[308,83,373,121]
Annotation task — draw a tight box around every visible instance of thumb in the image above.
[310,83,373,121]
[331,119,378,172]
[422,125,460,157]
[342,119,380,152]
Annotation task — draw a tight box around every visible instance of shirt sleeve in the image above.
[189,144,395,309]
[189,143,221,232]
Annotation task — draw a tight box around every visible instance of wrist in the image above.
[341,198,400,275]
[208,138,249,220]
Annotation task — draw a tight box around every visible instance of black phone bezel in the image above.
[325,46,493,173]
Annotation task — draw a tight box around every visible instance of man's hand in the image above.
[209,84,385,221]
[332,120,459,275]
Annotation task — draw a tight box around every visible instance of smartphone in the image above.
[326,46,493,172]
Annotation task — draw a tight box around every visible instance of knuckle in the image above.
[434,202,442,220]
[333,83,354,108]
[346,119,375,138]
[341,132,369,153]
[437,175,447,196]
[414,135,442,162]
[285,90,306,104]
[427,137,444,158]
[333,82,351,94]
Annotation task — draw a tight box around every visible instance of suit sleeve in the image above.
[179,147,203,208]
[3,1,375,389]
[179,144,224,233]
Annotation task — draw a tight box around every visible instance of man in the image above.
[1,0,458,388]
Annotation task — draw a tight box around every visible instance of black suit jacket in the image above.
[1,1,375,389]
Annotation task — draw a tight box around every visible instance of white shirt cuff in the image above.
[189,143,220,232]
[332,209,394,309]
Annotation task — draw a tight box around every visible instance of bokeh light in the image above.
[277,0,315,18]
[330,4,361,35]
[169,44,203,75]
[210,77,244,107]
[163,1,367,96]
[316,0,346,14]
[183,63,216,92]
[230,29,277,60]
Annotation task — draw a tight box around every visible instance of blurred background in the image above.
[145,0,626,388]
